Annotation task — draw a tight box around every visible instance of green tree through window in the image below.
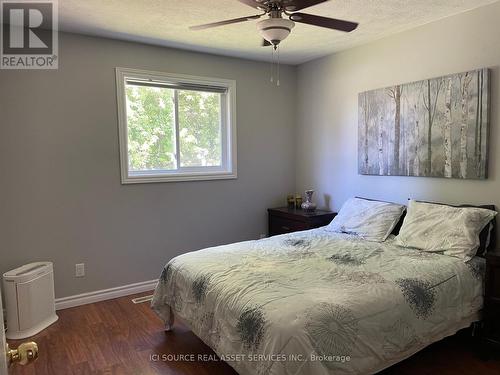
[178,90,221,167]
[125,86,222,171]
[126,85,176,171]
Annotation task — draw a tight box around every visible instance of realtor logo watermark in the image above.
[1,0,58,69]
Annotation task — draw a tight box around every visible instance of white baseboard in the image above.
[55,279,158,310]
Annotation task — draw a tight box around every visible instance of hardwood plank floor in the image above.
[8,292,500,375]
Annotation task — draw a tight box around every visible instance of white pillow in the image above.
[325,197,406,242]
[395,200,497,261]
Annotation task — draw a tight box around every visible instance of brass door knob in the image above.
[6,342,39,367]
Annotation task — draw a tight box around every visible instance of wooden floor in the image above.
[8,292,500,375]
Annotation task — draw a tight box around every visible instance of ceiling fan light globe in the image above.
[257,18,295,44]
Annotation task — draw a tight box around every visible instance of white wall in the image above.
[0,32,297,298]
[296,2,500,211]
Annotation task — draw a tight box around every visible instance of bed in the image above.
[151,227,486,374]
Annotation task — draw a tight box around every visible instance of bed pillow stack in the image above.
[395,200,497,261]
[325,197,406,242]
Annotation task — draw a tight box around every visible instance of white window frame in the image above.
[116,67,237,184]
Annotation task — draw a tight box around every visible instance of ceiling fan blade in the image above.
[282,0,329,11]
[238,0,268,11]
[289,12,358,32]
[190,14,263,30]
[262,39,271,47]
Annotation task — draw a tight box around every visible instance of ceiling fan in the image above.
[189,0,358,47]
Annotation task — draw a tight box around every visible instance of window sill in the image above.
[121,171,238,184]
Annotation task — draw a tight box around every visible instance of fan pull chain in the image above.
[277,44,280,87]
[270,46,274,83]
[269,44,281,87]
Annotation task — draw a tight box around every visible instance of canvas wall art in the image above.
[358,68,489,179]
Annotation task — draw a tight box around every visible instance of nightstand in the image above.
[482,251,500,355]
[268,207,336,236]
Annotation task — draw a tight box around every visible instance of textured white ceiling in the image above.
[59,0,499,65]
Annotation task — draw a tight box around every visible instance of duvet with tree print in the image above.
[151,228,483,375]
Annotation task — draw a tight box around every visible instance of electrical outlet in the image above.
[75,263,85,277]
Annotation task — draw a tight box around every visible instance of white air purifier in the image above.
[3,262,58,339]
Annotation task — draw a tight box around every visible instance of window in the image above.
[116,68,237,183]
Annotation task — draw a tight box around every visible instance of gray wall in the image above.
[0,33,297,298]
[296,2,500,212]
[2,2,499,299]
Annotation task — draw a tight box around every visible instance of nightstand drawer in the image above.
[483,302,500,343]
[485,265,500,301]
[268,207,336,237]
[483,250,500,351]
[270,217,310,235]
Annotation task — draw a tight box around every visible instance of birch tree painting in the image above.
[358,68,489,179]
